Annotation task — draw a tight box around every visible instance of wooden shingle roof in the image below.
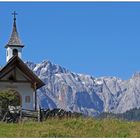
[5,17,24,48]
[0,56,45,89]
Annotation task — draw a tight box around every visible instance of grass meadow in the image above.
[0,117,140,138]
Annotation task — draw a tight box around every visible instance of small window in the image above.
[25,96,30,103]
[13,49,18,56]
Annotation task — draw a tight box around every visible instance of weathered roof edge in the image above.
[0,56,45,89]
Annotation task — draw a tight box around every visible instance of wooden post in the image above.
[37,107,41,122]
[19,106,22,122]
[34,82,37,111]
[33,82,40,122]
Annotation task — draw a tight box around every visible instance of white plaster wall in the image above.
[0,82,35,110]
[6,47,22,62]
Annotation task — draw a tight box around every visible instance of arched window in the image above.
[13,49,18,56]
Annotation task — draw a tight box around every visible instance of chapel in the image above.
[0,12,45,113]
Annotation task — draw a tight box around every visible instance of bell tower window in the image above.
[13,49,18,56]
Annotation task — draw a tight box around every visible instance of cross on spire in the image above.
[12,11,18,21]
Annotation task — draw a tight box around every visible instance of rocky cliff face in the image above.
[26,60,140,116]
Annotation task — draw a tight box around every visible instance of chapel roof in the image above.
[5,11,24,48]
[0,56,45,89]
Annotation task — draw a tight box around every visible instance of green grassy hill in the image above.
[0,117,140,138]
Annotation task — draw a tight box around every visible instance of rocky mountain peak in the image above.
[132,72,140,79]
[25,60,140,116]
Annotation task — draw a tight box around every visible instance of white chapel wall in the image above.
[0,82,35,110]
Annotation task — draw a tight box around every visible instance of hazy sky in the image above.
[0,2,140,79]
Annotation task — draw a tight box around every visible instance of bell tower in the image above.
[5,11,24,62]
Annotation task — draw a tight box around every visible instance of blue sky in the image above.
[0,2,140,80]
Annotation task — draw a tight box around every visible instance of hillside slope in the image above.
[0,118,140,137]
[97,107,140,121]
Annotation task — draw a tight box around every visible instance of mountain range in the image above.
[26,60,140,116]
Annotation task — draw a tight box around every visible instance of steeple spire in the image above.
[5,11,24,62]
[5,11,24,48]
